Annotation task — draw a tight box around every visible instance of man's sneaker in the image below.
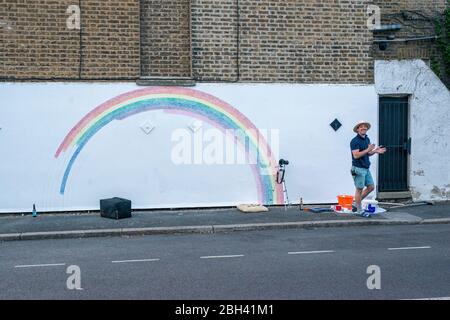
[360,211,372,218]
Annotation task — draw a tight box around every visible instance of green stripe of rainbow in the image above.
[55,87,284,204]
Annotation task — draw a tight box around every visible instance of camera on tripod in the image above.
[277,158,290,210]
[277,159,289,183]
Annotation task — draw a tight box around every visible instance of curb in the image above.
[419,218,450,225]
[2,218,450,242]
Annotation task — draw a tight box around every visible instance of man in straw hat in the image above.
[350,121,386,216]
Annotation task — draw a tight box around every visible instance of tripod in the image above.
[277,163,290,210]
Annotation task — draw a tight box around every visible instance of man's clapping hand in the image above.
[376,146,387,154]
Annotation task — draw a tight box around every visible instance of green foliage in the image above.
[445,4,450,73]
[431,56,441,77]
[433,2,450,86]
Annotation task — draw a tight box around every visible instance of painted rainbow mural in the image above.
[55,87,284,205]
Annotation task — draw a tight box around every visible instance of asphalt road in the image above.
[1,224,450,300]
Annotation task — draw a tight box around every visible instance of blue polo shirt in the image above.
[350,134,371,169]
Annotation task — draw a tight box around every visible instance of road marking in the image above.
[14,263,66,268]
[111,258,160,264]
[405,297,450,300]
[288,250,335,255]
[388,246,431,251]
[200,255,244,259]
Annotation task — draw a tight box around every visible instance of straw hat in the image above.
[353,120,371,133]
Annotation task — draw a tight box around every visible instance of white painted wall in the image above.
[0,83,378,213]
[375,59,450,201]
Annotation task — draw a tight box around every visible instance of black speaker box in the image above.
[100,197,132,220]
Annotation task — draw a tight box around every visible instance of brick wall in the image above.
[81,0,140,79]
[140,0,191,78]
[192,0,373,83]
[371,0,448,61]
[1,0,79,79]
[237,0,372,83]
[191,0,239,81]
[0,0,140,80]
[1,0,446,83]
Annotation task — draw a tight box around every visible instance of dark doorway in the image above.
[378,96,410,192]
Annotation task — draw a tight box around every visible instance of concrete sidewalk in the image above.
[1,202,450,241]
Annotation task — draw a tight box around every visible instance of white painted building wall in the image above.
[375,60,450,201]
[0,83,379,213]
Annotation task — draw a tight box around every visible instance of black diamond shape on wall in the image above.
[330,119,342,131]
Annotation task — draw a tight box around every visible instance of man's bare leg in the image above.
[354,188,363,212]
[361,185,375,201]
